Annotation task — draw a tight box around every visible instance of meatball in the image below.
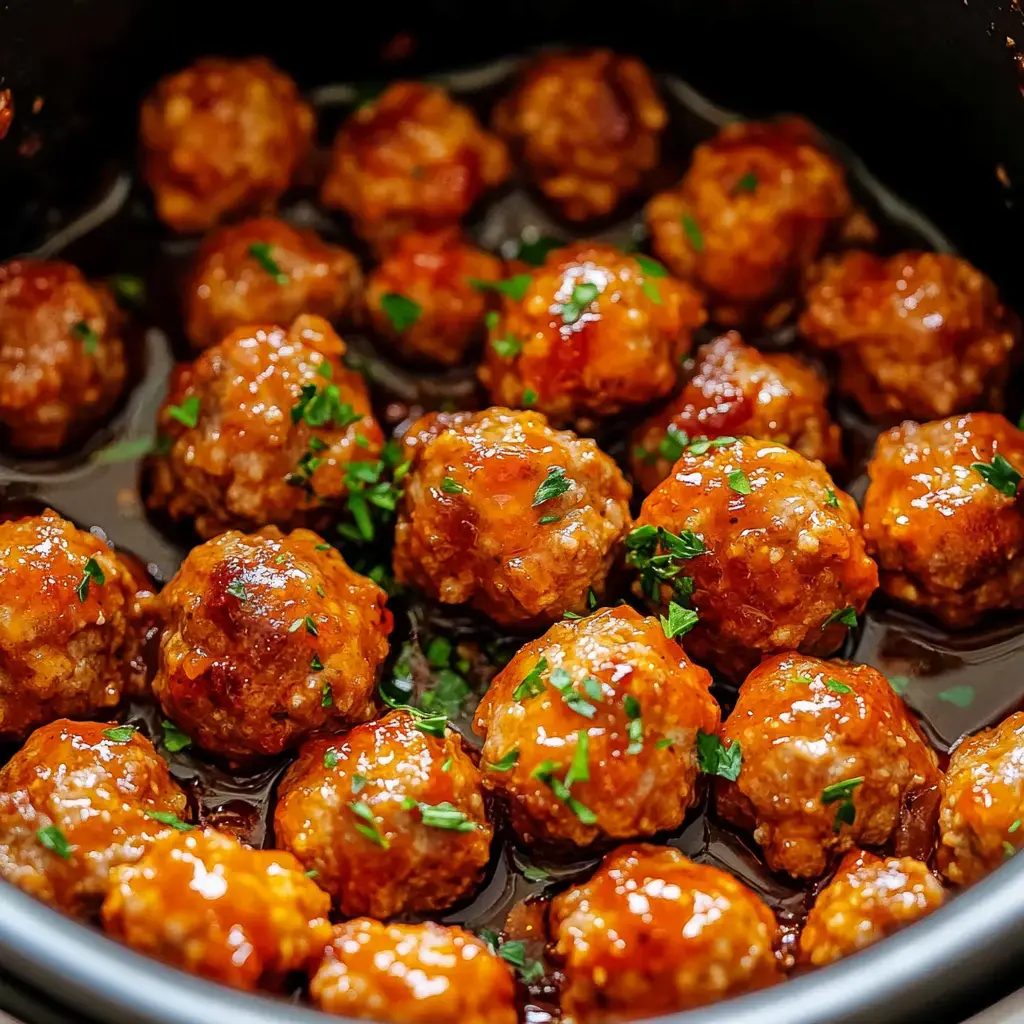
[365,228,503,366]
[152,527,391,759]
[474,607,719,847]
[493,50,667,222]
[799,250,1019,421]
[631,436,877,680]
[275,710,491,917]
[0,259,127,452]
[0,719,189,917]
[140,57,313,233]
[148,314,384,539]
[310,919,517,1024]
[862,413,1024,628]
[393,407,632,626]
[717,653,940,879]
[630,332,842,493]
[321,82,510,248]
[938,711,1024,886]
[551,844,780,1022]
[645,118,851,324]
[184,217,362,350]
[102,828,331,990]
[478,243,706,427]
[798,849,945,966]
[0,509,148,742]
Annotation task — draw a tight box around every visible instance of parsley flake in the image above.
[660,601,698,639]
[627,524,705,603]
[972,454,1022,497]
[533,467,572,506]
[682,213,704,252]
[822,777,864,833]
[565,730,590,787]
[624,694,643,755]
[76,557,105,603]
[469,274,532,301]
[488,749,520,772]
[161,720,192,753]
[825,678,853,694]
[658,424,689,463]
[728,469,752,495]
[310,653,324,672]
[938,685,975,708]
[492,333,523,358]
[225,579,248,601]
[324,748,339,769]
[413,801,477,832]
[517,236,561,266]
[522,387,538,407]
[522,865,550,882]
[688,435,737,456]
[349,801,389,848]
[532,758,597,824]
[560,281,600,324]
[538,514,561,525]
[733,171,759,194]
[822,606,858,630]
[36,825,72,859]
[826,488,840,509]
[888,675,910,696]
[441,476,466,495]
[102,725,137,743]
[145,811,194,832]
[108,274,146,308]
[550,666,597,719]
[513,658,549,701]
[94,436,156,464]
[71,320,99,355]
[248,242,288,284]
[168,395,201,429]
[697,731,742,780]
[321,680,334,708]
[380,293,422,333]
[442,757,453,772]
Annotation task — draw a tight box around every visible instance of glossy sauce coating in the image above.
[309,919,517,1024]
[184,217,362,351]
[0,719,188,917]
[153,527,391,759]
[474,607,720,846]
[102,828,332,990]
[275,710,492,917]
[799,250,1019,422]
[148,314,383,538]
[630,332,842,493]
[862,413,1024,628]
[632,437,877,680]
[717,653,941,878]
[551,844,780,1023]
[645,118,851,324]
[493,49,667,221]
[479,243,706,427]
[393,407,632,626]
[0,510,148,742]
[140,58,314,233]
[0,259,126,452]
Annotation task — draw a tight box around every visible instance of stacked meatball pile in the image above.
[1,42,1023,1024]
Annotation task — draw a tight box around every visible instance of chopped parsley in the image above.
[825,678,852,694]
[349,801,389,848]
[495,940,545,983]
[688,435,736,456]
[888,675,910,696]
[145,811,194,832]
[225,579,248,601]
[626,524,705,603]
[108,274,146,308]
[538,514,561,525]
[516,235,561,266]
[321,680,334,708]
[822,606,858,630]
[655,738,674,750]
[972,454,1021,497]
[338,454,408,545]
[522,865,550,882]
[102,725,137,743]
[697,731,742,780]
[426,637,452,668]
[380,292,422,333]
[248,242,288,284]
[658,424,689,463]
[289,614,319,636]
[681,213,704,252]
[938,685,975,708]
[76,557,105,603]
[513,657,549,701]
[323,748,339,769]
[550,666,597,719]
[492,333,523,358]
[522,387,538,407]
[565,730,590,786]
[36,825,72,859]
[161,720,192,753]
[168,395,201,429]
[94,436,156,464]
[825,488,840,509]
[1004,840,1017,859]
[310,653,324,672]
[290,379,361,431]
[351,773,366,793]
[560,281,600,324]
[469,274,532,301]
[660,601,698,639]
[441,476,466,495]
[822,777,864,832]
[442,757,452,772]
[410,801,477,832]
[727,469,752,495]
[487,749,520,772]
[532,756,596,824]
[624,695,643,755]
[533,466,572,507]
[71,320,99,355]
[733,171,759,194]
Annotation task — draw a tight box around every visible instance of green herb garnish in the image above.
[822,606,858,630]
[145,811,194,832]
[161,720,192,753]
[727,469,752,495]
[76,557,105,603]
[36,825,72,859]
[972,454,1022,497]
[102,725,137,743]
[681,213,704,252]
[696,731,742,780]
[533,466,571,507]
[560,281,600,325]
[441,476,466,495]
[349,801,389,848]
[469,274,532,301]
[248,242,288,284]
[71,320,99,355]
[822,777,864,833]
[380,293,422,333]
[168,395,201,429]
[513,657,549,701]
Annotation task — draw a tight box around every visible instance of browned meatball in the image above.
[631,436,877,680]
[798,849,945,966]
[0,260,127,452]
[0,510,148,742]
[393,407,632,626]
[275,710,491,917]
[938,711,1024,886]
[718,654,940,879]
[799,250,1019,421]
[478,243,705,427]
[645,118,852,324]
[102,828,331,990]
[474,607,719,847]
[862,413,1024,628]
[321,82,510,248]
[148,314,384,539]
[140,58,313,233]
[310,919,517,1024]
[551,844,780,1022]
[153,527,391,759]
[0,719,189,917]
[184,218,362,350]
[630,332,842,492]
[365,228,503,366]
[494,50,667,222]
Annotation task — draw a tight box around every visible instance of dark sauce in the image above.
[2,54,1023,1016]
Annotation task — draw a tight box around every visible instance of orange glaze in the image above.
[717,653,941,879]
[153,527,391,759]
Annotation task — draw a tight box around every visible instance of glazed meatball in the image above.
[148,314,383,539]
[493,49,667,222]
[938,711,1024,886]
[153,527,391,759]
[798,849,945,966]
[102,828,331,990]
[799,250,1019,421]
[645,118,851,324]
[393,407,632,626]
[630,332,842,493]
[631,436,877,680]
[0,510,148,742]
[140,57,313,233]
[862,413,1024,628]
[365,228,502,366]
[321,82,510,247]
[184,217,362,350]
[310,919,517,1024]
[474,607,719,847]
[551,844,780,1022]
[717,654,940,879]
[0,719,188,917]
[0,259,127,452]
[478,243,706,426]
[275,710,491,918]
